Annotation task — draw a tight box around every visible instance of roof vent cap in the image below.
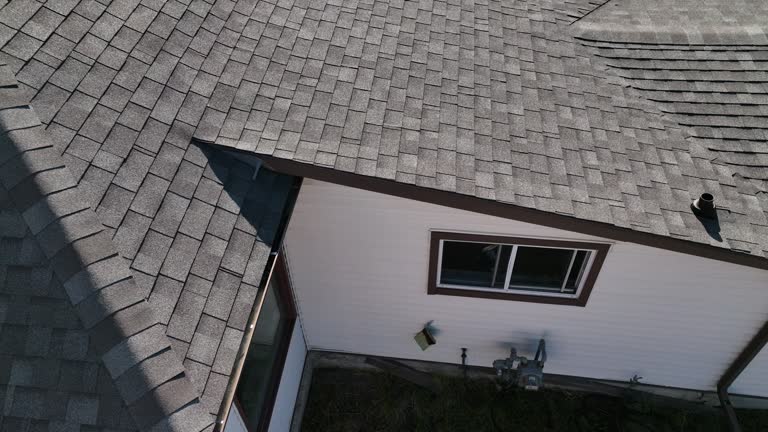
[691,193,716,219]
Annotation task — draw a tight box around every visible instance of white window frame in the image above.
[436,239,599,299]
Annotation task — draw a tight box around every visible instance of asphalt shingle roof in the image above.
[185,0,768,257]
[0,0,297,427]
[1,0,768,429]
[0,197,138,432]
[572,0,768,254]
[1,65,196,431]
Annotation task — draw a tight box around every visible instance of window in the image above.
[233,255,297,431]
[428,232,609,306]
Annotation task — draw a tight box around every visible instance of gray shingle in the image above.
[125,5,158,33]
[100,83,133,112]
[202,270,241,321]
[227,281,257,330]
[186,314,225,365]
[113,149,155,192]
[177,91,208,125]
[168,160,204,198]
[90,11,123,41]
[62,254,131,304]
[184,274,213,297]
[148,275,184,324]
[114,56,149,91]
[36,209,103,258]
[65,135,99,162]
[178,199,215,240]
[205,207,237,240]
[90,302,157,358]
[211,326,243,374]
[193,176,223,205]
[95,184,134,228]
[131,77,165,109]
[48,57,90,91]
[219,229,255,275]
[132,229,173,276]
[29,83,69,124]
[189,233,227,281]
[159,233,201,282]
[149,192,190,236]
[75,276,146,328]
[114,348,184,404]
[150,143,185,180]
[20,185,84,234]
[4,31,44,61]
[146,399,214,432]
[127,375,198,429]
[167,289,206,342]
[102,124,139,158]
[167,62,197,93]
[112,210,152,259]
[0,0,42,29]
[102,324,167,379]
[75,33,108,60]
[131,174,171,218]
[117,102,151,131]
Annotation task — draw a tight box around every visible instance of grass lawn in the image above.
[301,368,768,432]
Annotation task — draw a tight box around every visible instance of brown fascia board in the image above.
[719,319,768,393]
[209,148,768,272]
[717,319,768,432]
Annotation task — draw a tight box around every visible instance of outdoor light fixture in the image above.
[414,321,437,350]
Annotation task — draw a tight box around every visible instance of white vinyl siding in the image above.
[285,179,768,396]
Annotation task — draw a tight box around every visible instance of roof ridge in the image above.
[0,63,213,432]
[570,0,768,45]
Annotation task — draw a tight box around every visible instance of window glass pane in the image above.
[235,280,287,430]
[509,246,573,290]
[564,250,590,292]
[440,241,505,288]
[492,245,513,288]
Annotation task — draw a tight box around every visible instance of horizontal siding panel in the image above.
[286,180,768,396]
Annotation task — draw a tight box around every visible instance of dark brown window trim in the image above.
[225,150,768,272]
[253,253,297,432]
[232,253,298,432]
[427,231,610,307]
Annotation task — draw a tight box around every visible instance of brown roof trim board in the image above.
[717,319,768,432]
[427,231,610,307]
[209,147,768,272]
[0,64,213,431]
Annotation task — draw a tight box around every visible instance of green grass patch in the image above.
[301,368,768,432]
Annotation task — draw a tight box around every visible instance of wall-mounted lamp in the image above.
[414,321,437,350]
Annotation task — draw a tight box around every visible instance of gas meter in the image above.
[492,339,546,390]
